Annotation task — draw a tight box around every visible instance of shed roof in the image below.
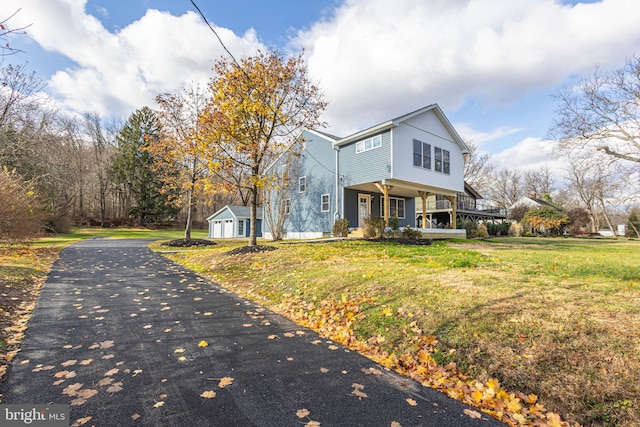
[207,205,263,221]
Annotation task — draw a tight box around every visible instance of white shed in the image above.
[207,205,262,239]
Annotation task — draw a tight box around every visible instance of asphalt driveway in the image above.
[0,238,503,426]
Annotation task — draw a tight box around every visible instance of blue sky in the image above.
[3,0,640,173]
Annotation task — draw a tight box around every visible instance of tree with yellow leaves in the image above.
[152,83,213,240]
[201,49,326,246]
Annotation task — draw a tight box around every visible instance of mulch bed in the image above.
[161,239,217,247]
[225,245,278,256]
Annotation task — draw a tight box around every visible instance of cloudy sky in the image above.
[4,0,640,173]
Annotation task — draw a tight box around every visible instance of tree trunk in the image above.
[184,186,193,240]
[249,183,258,247]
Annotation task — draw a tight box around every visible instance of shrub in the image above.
[44,215,73,234]
[363,215,385,239]
[0,168,43,242]
[388,214,400,236]
[402,225,422,240]
[473,223,489,238]
[462,219,478,238]
[522,207,570,235]
[332,218,350,237]
[486,222,512,236]
[508,222,523,237]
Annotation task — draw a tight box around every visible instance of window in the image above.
[434,147,450,174]
[443,149,450,174]
[412,139,430,169]
[238,220,244,236]
[381,197,406,219]
[283,199,291,215]
[298,176,306,193]
[356,135,382,153]
[321,194,330,212]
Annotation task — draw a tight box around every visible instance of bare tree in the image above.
[524,166,557,200]
[463,139,495,196]
[1,10,31,59]
[563,153,625,234]
[550,55,640,164]
[0,63,45,128]
[488,169,523,208]
[84,113,118,226]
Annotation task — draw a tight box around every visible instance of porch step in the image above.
[348,228,364,238]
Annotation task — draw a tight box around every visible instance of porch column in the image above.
[374,182,392,225]
[445,195,457,229]
[418,191,430,228]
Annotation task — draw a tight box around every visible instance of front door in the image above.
[358,194,371,228]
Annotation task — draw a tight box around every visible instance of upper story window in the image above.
[413,139,431,169]
[299,176,307,193]
[283,198,291,215]
[434,147,450,174]
[321,194,330,212]
[356,135,382,153]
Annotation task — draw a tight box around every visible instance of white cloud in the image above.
[453,123,522,147]
[10,0,265,117]
[293,0,640,135]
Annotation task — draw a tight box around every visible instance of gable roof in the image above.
[332,104,469,154]
[207,205,263,221]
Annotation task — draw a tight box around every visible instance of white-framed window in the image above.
[321,194,330,212]
[238,220,244,236]
[413,139,431,169]
[283,198,291,215]
[355,135,382,153]
[381,197,406,219]
[299,176,307,193]
[434,147,450,174]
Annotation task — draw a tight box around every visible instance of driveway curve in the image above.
[1,238,503,426]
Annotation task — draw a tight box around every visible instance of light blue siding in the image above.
[340,131,391,187]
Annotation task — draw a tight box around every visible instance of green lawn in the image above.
[160,237,640,427]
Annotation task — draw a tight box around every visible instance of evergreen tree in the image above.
[110,107,177,225]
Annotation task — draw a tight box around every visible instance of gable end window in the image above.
[356,135,382,153]
[299,176,307,193]
[321,194,330,212]
[434,147,450,174]
[413,139,431,169]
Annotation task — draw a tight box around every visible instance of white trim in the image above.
[321,193,330,212]
[299,176,307,193]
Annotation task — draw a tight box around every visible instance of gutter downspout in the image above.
[334,146,340,221]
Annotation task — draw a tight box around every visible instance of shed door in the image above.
[212,221,222,238]
[223,220,234,238]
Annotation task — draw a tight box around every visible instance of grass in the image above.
[159,237,640,426]
[3,230,639,425]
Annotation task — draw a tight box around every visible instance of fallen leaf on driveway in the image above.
[296,408,310,418]
[174,348,185,353]
[463,408,482,419]
[406,398,417,406]
[200,390,216,398]
[153,401,164,408]
[218,377,234,388]
[75,416,92,425]
[198,340,208,347]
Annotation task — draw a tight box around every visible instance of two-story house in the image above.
[263,104,470,239]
